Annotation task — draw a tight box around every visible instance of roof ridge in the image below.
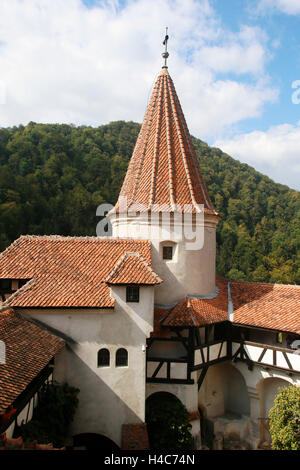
[164,75,175,209]
[105,251,162,284]
[166,74,199,212]
[185,296,197,326]
[230,279,300,289]
[0,278,37,311]
[7,235,151,243]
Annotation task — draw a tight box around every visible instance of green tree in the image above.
[16,382,79,447]
[146,392,194,450]
[0,121,299,285]
[269,385,300,450]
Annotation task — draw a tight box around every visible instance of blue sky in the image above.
[0,0,299,190]
[212,0,300,133]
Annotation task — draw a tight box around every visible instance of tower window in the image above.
[126,286,139,303]
[116,348,128,367]
[98,348,110,367]
[163,246,173,260]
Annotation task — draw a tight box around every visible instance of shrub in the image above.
[16,381,79,447]
[269,385,300,450]
[146,392,194,450]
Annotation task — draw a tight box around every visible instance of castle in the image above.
[0,43,299,450]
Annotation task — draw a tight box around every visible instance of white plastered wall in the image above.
[110,212,218,305]
[18,285,155,447]
[198,359,300,447]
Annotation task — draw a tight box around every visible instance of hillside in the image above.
[0,121,299,284]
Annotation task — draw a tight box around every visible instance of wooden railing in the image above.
[146,339,300,384]
[232,340,300,373]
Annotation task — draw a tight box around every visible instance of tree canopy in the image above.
[269,385,300,450]
[0,120,299,284]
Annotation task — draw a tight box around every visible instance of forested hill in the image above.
[0,121,299,284]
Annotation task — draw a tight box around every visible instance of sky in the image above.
[0,0,300,190]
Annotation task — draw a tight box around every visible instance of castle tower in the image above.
[109,39,220,304]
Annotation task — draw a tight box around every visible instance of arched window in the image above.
[97,348,110,367]
[116,348,128,367]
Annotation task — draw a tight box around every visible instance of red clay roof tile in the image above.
[105,252,162,285]
[161,276,228,327]
[0,308,64,414]
[0,236,158,308]
[230,280,300,335]
[113,68,219,217]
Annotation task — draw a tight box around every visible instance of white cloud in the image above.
[258,0,300,15]
[195,26,269,76]
[214,122,300,190]
[0,0,276,140]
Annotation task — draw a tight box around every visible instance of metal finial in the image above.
[162,27,169,68]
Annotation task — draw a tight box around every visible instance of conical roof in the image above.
[114,67,219,216]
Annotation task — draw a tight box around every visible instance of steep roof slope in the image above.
[0,308,64,413]
[114,68,219,216]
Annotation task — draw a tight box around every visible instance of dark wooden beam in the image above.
[146,378,194,385]
[197,366,208,391]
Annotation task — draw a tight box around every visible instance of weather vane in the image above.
[162,27,169,68]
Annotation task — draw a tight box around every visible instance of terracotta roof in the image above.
[154,277,300,335]
[231,280,300,335]
[0,308,64,414]
[113,68,219,216]
[0,236,157,308]
[105,252,163,285]
[161,276,228,327]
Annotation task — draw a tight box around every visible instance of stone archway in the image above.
[73,433,120,451]
[198,362,250,419]
[257,377,291,445]
[146,392,194,450]
[198,363,251,448]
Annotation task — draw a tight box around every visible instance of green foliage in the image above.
[0,121,299,284]
[269,385,300,450]
[16,382,79,447]
[146,393,194,450]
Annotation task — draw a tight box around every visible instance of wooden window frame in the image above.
[162,246,173,260]
[126,285,139,303]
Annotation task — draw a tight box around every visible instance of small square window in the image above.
[163,246,173,260]
[126,286,139,303]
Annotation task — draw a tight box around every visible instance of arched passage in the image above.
[198,363,250,419]
[257,377,291,444]
[146,392,194,450]
[73,433,120,451]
